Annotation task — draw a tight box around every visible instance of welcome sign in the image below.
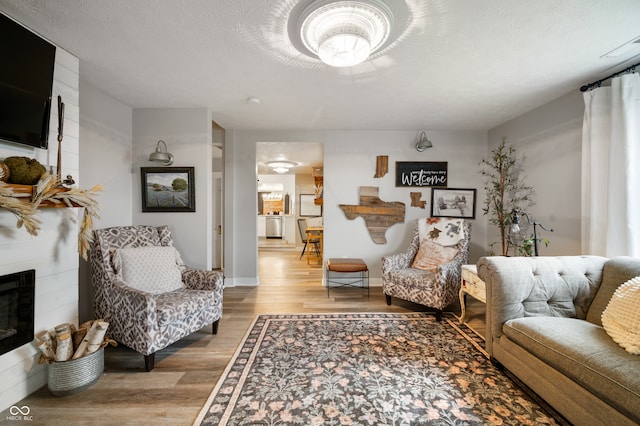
[395,161,448,187]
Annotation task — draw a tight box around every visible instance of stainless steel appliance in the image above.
[265,216,282,239]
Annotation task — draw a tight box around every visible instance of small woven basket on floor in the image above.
[48,347,104,396]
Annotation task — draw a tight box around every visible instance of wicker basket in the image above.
[48,348,104,396]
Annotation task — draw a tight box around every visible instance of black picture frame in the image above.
[141,167,195,212]
[431,188,476,219]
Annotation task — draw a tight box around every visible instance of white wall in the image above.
[488,90,584,255]
[78,81,133,322]
[78,82,133,226]
[132,108,213,270]
[0,46,80,412]
[225,130,489,286]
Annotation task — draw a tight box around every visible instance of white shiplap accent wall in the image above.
[0,46,80,412]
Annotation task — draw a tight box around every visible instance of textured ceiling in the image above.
[1,0,640,134]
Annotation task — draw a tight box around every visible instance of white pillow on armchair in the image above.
[112,246,184,294]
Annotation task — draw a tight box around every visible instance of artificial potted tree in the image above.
[479,138,535,256]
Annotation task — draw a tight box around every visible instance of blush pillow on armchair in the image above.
[411,240,459,272]
[112,246,184,294]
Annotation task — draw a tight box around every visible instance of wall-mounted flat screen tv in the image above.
[0,13,56,149]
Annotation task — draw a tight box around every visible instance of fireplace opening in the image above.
[0,269,35,356]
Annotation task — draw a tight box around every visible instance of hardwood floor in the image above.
[3,247,485,425]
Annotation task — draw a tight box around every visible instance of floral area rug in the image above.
[194,313,563,425]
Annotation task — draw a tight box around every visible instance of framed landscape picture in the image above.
[141,167,195,212]
[431,188,476,219]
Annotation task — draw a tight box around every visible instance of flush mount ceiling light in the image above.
[291,0,395,67]
[266,161,298,168]
[265,160,299,173]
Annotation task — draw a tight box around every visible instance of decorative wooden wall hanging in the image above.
[410,192,426,209]
[339,186,405,244]
[374,155,388,178]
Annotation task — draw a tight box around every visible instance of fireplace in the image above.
[0,270,35,356]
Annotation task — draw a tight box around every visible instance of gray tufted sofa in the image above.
[477,255,640,426]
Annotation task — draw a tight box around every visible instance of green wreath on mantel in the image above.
[0,173,102,260]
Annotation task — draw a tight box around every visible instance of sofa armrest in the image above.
[106,279,159,347]
[382,252,410,274]
[436,252,466,289]
[382,243,419,276]
[477,255,607,356]
[182,268,224,293]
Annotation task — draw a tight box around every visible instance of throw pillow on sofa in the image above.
[601,275,640,355]
[112,246,184,294]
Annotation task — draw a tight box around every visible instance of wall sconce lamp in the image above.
[148,140,174,166]
[415,132,433,152]
[510,209,554,256]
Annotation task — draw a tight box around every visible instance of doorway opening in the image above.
[256,142,324,283]
[212,120,224,271]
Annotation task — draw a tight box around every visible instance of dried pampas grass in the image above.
[0,181,41,235]
[0,173,102,260]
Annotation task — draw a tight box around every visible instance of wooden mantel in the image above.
[2,183,79,208]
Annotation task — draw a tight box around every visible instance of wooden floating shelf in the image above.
[3,183,79,208]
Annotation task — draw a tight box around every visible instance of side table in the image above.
[457,264,486,323]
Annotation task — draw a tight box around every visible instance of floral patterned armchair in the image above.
[382,218,471,321]
[90,225,224,371]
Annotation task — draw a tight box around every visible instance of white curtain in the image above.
[582,72,640,257]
